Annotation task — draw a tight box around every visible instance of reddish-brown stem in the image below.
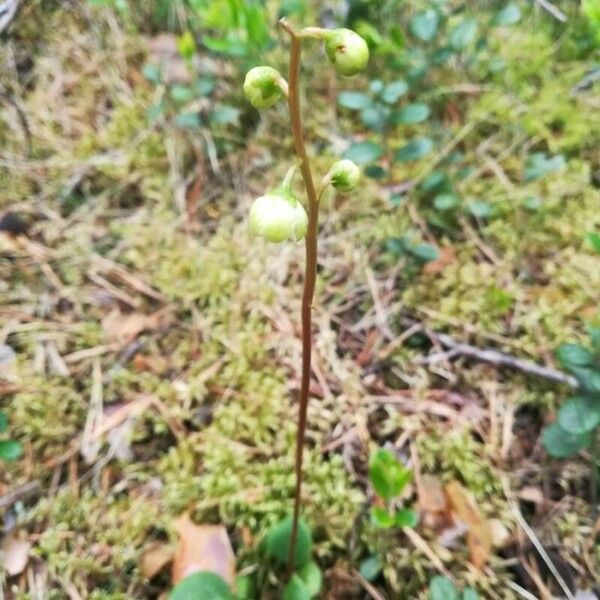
[279,17,320,575]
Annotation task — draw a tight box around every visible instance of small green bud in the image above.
[243,66,286,109]
[325,29,369,77]
[249,193,308,243]
[327,159,360,192]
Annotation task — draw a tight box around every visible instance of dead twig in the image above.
[404,318,577,388]
[504,479,575,600]
[534,0,567,22]
[352,569,387,600]
[0,0,20,33]
[0,479,40,510]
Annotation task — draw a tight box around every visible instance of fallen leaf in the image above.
[488,519,510,548]
[0,344,17,378]
[445,481,492,569]
[517,486,546,506]
[423,246,456,275]
[172,514,235,586]
[418,474,447,514]
[1,535,31,576]
[142,542,173,580]
[102,310,163,343]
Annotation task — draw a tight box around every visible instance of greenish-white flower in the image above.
[249,193,308,243]
[325,29,369,77]
[327,159,360,192]
[243,66,286,109]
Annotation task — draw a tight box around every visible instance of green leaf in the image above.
[381,80,409,104]
[410,243,440,262]
[368,448,412,500]
[586,232,600,253]
[432,46,455,66]
[392,103,430,124]
[364,165,387,180]
[492,3,521,26]
[0,411,7,432]
[588,326,600,353]
[394,508,419,528]
[429,576,460,600]
[542,423,592,458]
[234,575,253,600]
[555,344,594,370]
[170,572,232,600]
[420,171,449,194]
[338,91,372,110]
[523,196,542,211]
[361,107,385,131]
[244,4,269,48]
[170,85,195,104]
[434,194,458,211]
[410,9,439,42]
[283,575,311,600]
[524,153,566,182]
[0,439,22,461]
[298,561,322,597]
[210,106,240,125]
[174,112,201,130]
[343,141,384,165]
[462,588,479,600]
[557,396,600,435]
[467,200,492,218]
[487,57,507,73]
[394,137,433,162]
[571,366,600,394]
[196,78,216,96]
[147,102,165,122]
[370,506,396,529]
[369,79,384,94]
[389,193,405,207]
[359,555,383,582]
[265,516,312,569]
[387,238,406,256]
[203,36,248,57]
[449,19,478,50]
[177,31,197,60]
[142,63,161,83]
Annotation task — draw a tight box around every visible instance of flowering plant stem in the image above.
[279,17,320,575]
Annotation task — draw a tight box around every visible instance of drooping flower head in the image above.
[325,29,369,77]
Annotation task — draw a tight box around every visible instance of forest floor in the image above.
[1,2,600,599]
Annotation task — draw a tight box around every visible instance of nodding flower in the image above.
[243,66,287,109]
[325,159,361,193]
[249,192,308,243]
[324,29,369,77]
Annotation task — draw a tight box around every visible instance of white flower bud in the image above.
[243,66,286,109]
[249,193,308,243]
[327,159,360,192]
[325,29,369,77]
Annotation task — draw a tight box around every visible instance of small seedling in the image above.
[368,448,419,529]
[0,410,22,462]
[542,328,600,458]
[429,575,479,600]
[242,15,368,587]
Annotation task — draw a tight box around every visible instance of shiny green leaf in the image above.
[392,103,430,124]
[343,141,384,165]
[394,137,433,162]
[410,10,439,42]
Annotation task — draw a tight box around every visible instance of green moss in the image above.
[9,377,87,460]
[417,429,502,499]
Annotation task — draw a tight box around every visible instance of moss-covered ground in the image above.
[1,2,599,598]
